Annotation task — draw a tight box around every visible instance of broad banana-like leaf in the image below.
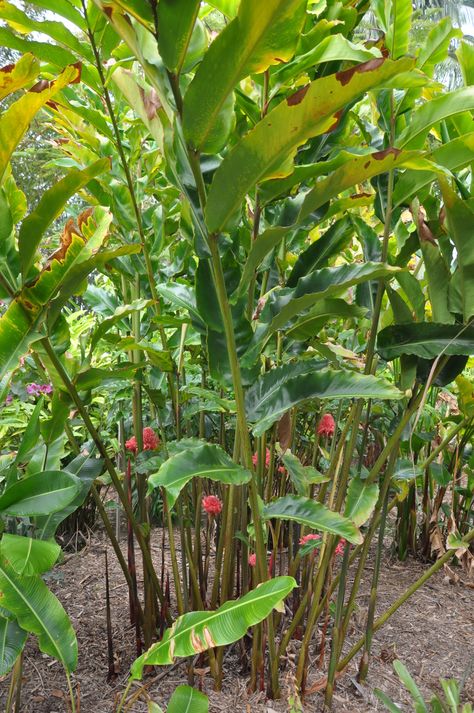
[377,323,474,360]
[0,207,112,379]
[243,262,401,364]
[130,576,297,679]
[0,53,39,100]
[0,471,81,517]
[167,686,208,713]
[246,366,404,436]
[417,220,453,324]
[34,454,104,540]
[274,34,381,85]
[262,495,362,545]
[385,0,412,59]
[0,1,92,61]
[286,300,367,341]
[183,0,307,152]
[287,217,354,287]
[148,443,252,507]
[0,63,80,181]
[344,477,379,526]
[0,560,77,672]
[0,535,60,576]
[280,450,328,496]
[205,57,414,232]
[417,18,462,77]
[396,87,474,149]
[157,0,200,74]
[457,39,474,86]
[19,159,110,279]
[236,149,420,292]
[440,179,474,322]
[0,616,27,676]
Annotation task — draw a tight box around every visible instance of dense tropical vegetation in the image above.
[0,0,473,710]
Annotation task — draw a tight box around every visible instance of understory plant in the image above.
[0,0,473,710]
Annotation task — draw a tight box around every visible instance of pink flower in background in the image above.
[26,383,52,397]
[252,448,271,467]
[335,539,346,556]
[317,413,336,437]
[5,394,13,405]
[278,465,286,474]
[143,426,159,450]
[248,553,257,567]
[125,436,138,455]
[202,494,223,516]
[299,533,321,546]
[125,427,159,455]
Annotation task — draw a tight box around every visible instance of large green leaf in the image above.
[344,477,379,526]
[0,1,92,61]
[157,0,201,74]
[34,454,103,540]
[205,57,414,232]
[19,159,109,279]
[0,53,39,100]
[0,560,77,672]
[183,0,307,152]
[167,686,208,713]
[236,149,421,293]
[280,450,328,496]
[148,443,252,507]
[262,495,363,545]
[0,63,80,181]
[287,217,354,287]
[0,616,27,676]
[130,576,296,678]
[274,34,381,85]
[386,0,412,59]
[377,323,474,360]
[243,262,401,364]
[0,207,112,379]
[440,180,474,322]
[396,87,474,149]
[0,535,60,576]
[0,471,81,517]
[246,367,403,436]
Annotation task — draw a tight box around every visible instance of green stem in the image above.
[41,337,169,621]
[338,525,474,672]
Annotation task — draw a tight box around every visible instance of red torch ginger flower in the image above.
[335,539,346,556]
[317,413,336,437]
[125,436,138,455]
[248,553,257,567]
[299,533,321,546]
[125,427,159,456]
[252,447,271,467]
[202,494,223,516]
[143,426,159,451]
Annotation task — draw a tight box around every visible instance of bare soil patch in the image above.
[1,527,473,713]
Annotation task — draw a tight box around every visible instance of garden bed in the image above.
[3,528,473,713]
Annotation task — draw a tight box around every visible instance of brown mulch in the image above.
[1,525,473,713]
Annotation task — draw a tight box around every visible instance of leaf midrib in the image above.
[0,564,65,666]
